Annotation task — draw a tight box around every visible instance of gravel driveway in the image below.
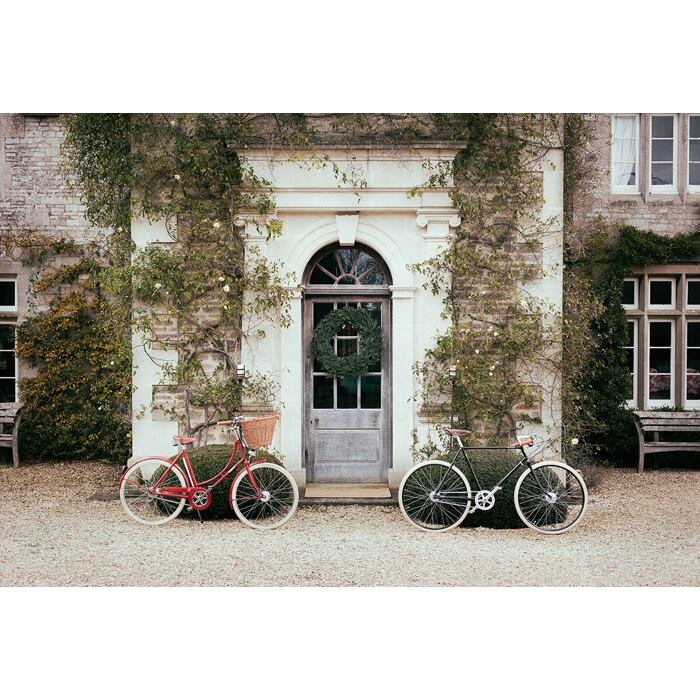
[1,462,698,586]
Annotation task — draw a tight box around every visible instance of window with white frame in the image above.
[0,278,17,312]
[625,319,638,407]
[689,115,700,192]
[0,324,17,403]
[686,321,700,405]
[650,115,677,191]
[687,278,700,307]
[648,320,674,406]
[612,116,639,192]
[648,277,675,308]
[622,278,638,308]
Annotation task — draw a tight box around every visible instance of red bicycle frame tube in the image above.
[125,438,263,498]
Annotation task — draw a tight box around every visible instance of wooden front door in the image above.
[303,246,392,483]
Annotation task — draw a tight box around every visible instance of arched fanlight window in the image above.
[306,246,390,286]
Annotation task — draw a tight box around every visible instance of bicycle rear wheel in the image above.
[120,460,187,525]
[514,462,588,534]
[231,463,299,530]
[399,460,471,532]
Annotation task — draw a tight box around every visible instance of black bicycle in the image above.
[399,428,588,534]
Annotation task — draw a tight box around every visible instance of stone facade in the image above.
[573,113,700,235]
[0,115,95,319]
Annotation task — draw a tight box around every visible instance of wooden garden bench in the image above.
[632,410,700,474]
[0,403,22,468]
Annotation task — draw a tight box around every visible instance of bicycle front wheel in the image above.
[120,459,187,526]
[231,463,299,530]
[399,460,471,532]
[514,462,588,534]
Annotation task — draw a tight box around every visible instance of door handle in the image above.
[313,417,320,426]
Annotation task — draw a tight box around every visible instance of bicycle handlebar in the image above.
[216,417,243,426]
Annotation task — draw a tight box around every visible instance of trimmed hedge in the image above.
[175,444,282,520]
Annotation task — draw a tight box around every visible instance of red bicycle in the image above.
[119,415,299,529]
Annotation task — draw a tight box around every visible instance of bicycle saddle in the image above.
[172,435,195,445]
[443,428,471,437]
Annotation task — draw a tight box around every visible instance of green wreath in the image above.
[311,307,382,378]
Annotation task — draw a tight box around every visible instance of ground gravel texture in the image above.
[1,462,698,586]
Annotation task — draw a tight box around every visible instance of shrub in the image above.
[177,444,283,520]
[454,450,529,529]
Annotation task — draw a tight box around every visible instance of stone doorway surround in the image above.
[238,146,462,490]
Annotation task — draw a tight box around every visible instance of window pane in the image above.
[690,117,700,139]
[690,163,700,187]
[313,376,333,409]
[0,326,15,351]
[622,280,636,306]
[361,375,381,409]
[0,378,16,403]
[337,376,357,409]
[688,282,700,306]
[0,353,15,378]
[313,303,333,327]
[626,320,635,346]
[688,321,700,346]
[614,116,636,138]
[687,372,700,400]
[651,163,673,186]
[309,266,335,284]
[689,141,700,162]
[651,139,673,162]
[652,116,674,138]
[649,321,672,346]
[625,347,634,373]
[612,162,636,186]
[649,349,671,374]
[687,348,700,372]
[337,338,358,357]
[0,281,15,307]
[649,281,673,306]
[649,374,671,400]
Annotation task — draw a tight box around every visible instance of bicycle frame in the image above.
[437,441,546,506]
[127,430,263,500]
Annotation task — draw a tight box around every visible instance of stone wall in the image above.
[572,113,700,235]
[0,114,94,322]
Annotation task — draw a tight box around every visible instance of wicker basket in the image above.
[240,415,278,448]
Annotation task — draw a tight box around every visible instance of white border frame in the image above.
[647,318,675,409]
[649,114,678,194]
[626,318,638,408]
[647,276,676,310]
[0,322,18,404]
[611,114,640,194]
[0,278,18,313]
[622,277,639,309]
[688,114,700,194]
